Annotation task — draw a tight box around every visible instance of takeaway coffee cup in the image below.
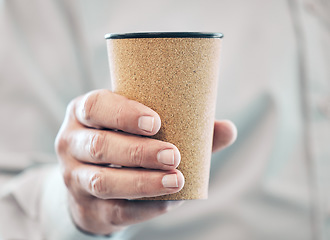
[105,32,223,200]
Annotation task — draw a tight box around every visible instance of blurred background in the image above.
[0,0,329,239]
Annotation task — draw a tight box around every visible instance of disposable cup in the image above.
[105,32,223,200]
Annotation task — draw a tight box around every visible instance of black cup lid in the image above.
[105,32,223,39]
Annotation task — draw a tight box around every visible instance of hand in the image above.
[55,89,236,235]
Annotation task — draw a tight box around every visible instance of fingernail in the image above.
[162,174,178,188]
[157,149,175,166]
[138,116,154,132]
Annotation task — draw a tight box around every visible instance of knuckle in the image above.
[133,173,150,197]
[89,132,107,162]
[62,169,73,190]
[54,134,65,155]
[89,170,108,199]
[54,132,69,157]
[67,99,76,114]
[109,202,126,226]
[113,103,125,129]
[82,91,102,121]
[128,143,145,167]
[54,99,78,157]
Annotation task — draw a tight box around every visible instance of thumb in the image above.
[212,120,237,152]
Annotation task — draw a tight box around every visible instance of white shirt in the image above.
[0,0,329,239]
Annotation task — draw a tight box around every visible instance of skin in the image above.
[55,89,237,236]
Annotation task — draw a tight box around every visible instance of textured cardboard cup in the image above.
[105,32,223,200]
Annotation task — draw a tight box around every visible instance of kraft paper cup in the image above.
[105,32,223,200]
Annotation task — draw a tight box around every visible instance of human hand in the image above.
[55,89,236,236]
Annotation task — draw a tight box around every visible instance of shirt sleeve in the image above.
[0,163,130,240]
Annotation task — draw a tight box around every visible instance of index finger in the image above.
[75,90,161,136]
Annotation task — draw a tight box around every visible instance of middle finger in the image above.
[68,129,181,170]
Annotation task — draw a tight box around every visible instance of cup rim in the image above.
[105,32,223,39]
